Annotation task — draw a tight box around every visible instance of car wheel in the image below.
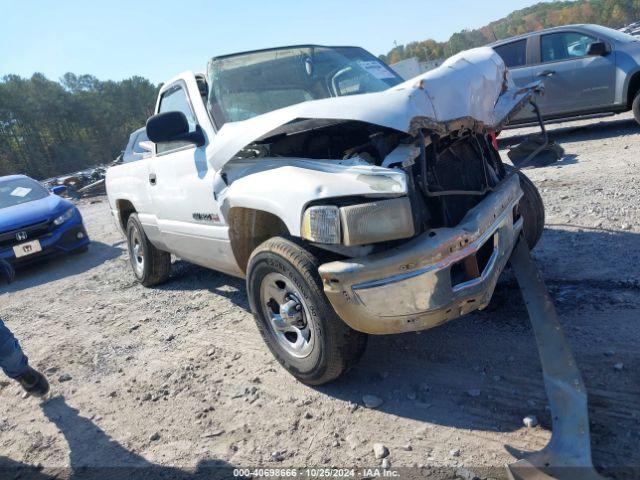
[246,236,367,385]
[126,213,171,287]
[632,91,640,126]
[506,166,545,250]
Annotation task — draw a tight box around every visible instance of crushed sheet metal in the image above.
[209,47,539,170]
[506,240,604,480]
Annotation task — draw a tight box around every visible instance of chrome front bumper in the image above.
[318,174,524,334]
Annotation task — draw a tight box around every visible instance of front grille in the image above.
[0,220,52,249]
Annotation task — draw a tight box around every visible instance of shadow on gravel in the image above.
[1,242,122,294]
[0,396,237,479]
[500,117,638,148]
[157,260,250,311]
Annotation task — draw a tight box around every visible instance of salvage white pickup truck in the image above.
[106,45,545,384]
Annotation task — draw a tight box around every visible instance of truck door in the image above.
[493,38,537,123]
[532,31,616,117]
[148,81,235,272]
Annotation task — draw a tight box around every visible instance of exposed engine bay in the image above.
[239,119,509,239]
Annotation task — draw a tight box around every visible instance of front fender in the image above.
[218,158,408,235]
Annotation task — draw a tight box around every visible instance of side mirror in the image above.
[146,111,205,147]
[52,185,67,195]
[587,41,610,56]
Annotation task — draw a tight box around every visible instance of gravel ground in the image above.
[1,113,639,479]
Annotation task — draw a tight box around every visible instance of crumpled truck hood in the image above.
[209,47,537,170]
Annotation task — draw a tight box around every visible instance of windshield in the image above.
[207,46,403,125]
[589,25,639,43]
[0,177,49,209]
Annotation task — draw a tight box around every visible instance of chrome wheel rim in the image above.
[259,272,314,358]
[130,228,144,277]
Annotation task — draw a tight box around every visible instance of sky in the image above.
[1,0,547,84]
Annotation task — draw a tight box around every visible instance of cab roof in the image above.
[211,44,364,61]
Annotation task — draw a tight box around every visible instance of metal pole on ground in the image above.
[506,239,604,480]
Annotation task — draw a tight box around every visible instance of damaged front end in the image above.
[319,173,523,334]
[216,47,544,333]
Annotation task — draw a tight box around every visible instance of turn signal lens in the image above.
[301,206,341,244]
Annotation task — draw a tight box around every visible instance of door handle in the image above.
[538,69,556,77]
[149,173,157,186]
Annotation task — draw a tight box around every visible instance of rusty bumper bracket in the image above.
[506,239,604,480]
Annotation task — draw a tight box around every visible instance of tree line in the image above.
[0,73,158,179]
[380,0,640,64]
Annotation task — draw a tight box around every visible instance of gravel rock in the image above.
[373,443,389,459]
[271,451,285,462]
[402,443,413,451]
[614,362,624,371]
[450,448,461,457]
[362,394,383,409]
[467,389,481,397]
[381,458,391,469]
[58,373,72,382]
[149,432,161,441]
[523,415,538,428]
[345,434,360,450]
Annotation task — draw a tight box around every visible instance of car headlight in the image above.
[53,208,75,226]
[340,197,415,246]
[301,198,415,246]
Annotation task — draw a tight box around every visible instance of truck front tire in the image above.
[505,166,545,250]
[632,91,640,126]
[126,213,171,287]
[247,237,367,385]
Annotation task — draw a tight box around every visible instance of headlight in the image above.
[340,197,414,246]
[301,206,341,244]
[53,208,75,226]
[300,198,415,246]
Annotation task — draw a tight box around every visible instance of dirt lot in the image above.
[1,114,639,479]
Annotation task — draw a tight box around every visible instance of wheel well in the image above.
[116,200,136,230]
[627,72,640,108]
[228,208,289,273]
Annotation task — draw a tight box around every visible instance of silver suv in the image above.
[491,24,640,125]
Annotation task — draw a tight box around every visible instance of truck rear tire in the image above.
[126,213,171,287]
[246,237,367,385]
[632,91,640,126]
[506,166,545,250]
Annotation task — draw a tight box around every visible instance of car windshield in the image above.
[0,177,49,209]
[589,25,639,43]
[207,46,403,125]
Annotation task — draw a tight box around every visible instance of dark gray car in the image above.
[491,24,640,125]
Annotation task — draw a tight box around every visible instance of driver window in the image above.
[157,85,197,154]
[540,32,598,63]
